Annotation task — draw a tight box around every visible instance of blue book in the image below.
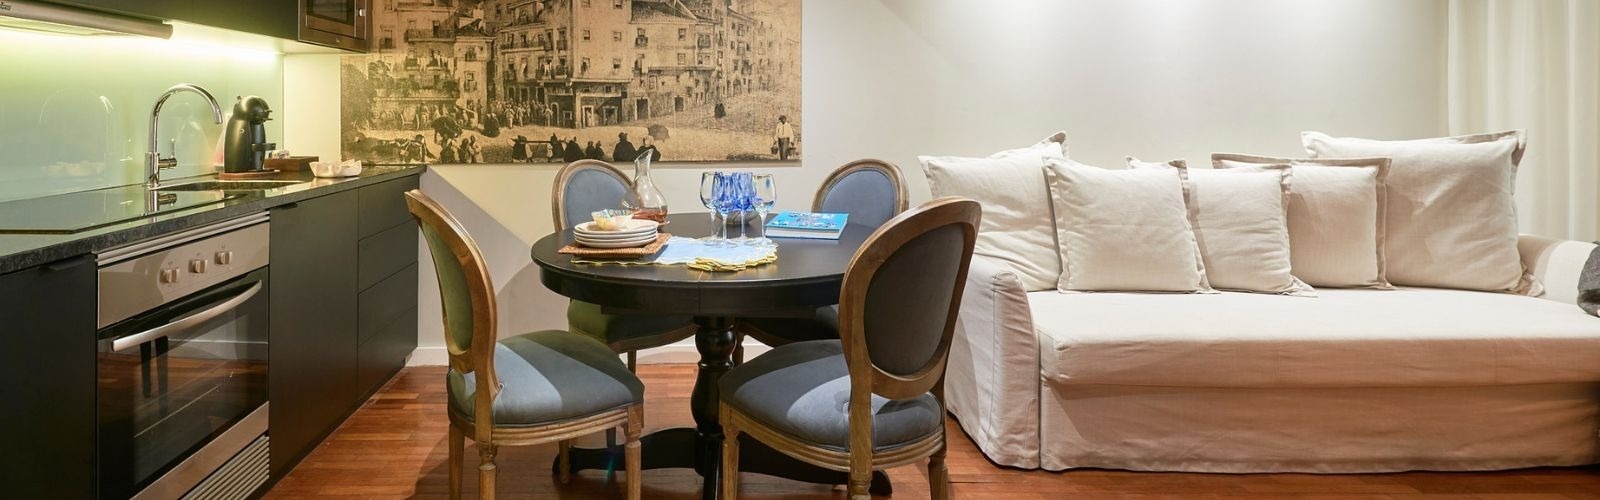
[765,211,849,240]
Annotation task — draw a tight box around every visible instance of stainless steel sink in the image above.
[155,180,304,192]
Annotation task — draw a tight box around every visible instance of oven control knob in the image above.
[215,251,233,266]
[160,268,180,284]
[190,259,207,274]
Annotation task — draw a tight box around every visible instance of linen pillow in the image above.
[1128,157,1314,296]
[1212,153,1392,289]
[1302,130,1535,294]
[919,132,1068,291]
[1043,158,1210,293]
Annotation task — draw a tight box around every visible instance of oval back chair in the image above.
[735,159,911,354]
[718,197,981,500]
[551,160,697,370]
[407,189,644,500]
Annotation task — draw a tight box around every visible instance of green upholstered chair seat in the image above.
[719,340,943,452]
[567,300,694,348]
[448,330,644,427]
[739,305,839,344]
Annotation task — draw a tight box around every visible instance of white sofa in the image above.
[945,234,1600,473]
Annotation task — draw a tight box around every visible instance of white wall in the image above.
[285,0,1452,364]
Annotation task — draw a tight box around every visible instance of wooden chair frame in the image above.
[550,159,696,369]
[720,197,981,500]
[810,158,911,214]
[736,159,912,357]
[407,189,643,500]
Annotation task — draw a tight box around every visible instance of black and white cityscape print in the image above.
[341,0,801,165]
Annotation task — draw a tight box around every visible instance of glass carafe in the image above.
[626,149,668,222]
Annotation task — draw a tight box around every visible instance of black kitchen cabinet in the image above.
[43,0,370,53]
[48,0,193,22]
[0,256,97,499]
[268,189,360,476]
[353,176,421,397]
[267,174,419,478]
[186,0,300,42]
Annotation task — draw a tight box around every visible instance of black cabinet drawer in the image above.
[357,306,418,397]
[358,263,418,346]
[358,176,421,239]
[358,222,418,292]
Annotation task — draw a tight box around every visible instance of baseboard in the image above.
[407,346,451,366]
[406,339,773,366]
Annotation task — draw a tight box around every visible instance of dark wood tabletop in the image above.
[531,212,875,317]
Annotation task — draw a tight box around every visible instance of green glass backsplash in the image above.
[0,28,284,202]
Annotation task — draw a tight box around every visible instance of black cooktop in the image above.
[0,187,243,234]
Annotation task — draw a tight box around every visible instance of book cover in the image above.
[765,211,848,239]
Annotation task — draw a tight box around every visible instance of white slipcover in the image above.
[945,237,1600,472]
[1032,287,1600,388]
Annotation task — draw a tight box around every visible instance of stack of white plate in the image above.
[574,219,660,248]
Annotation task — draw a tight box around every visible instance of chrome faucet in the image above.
[146,83,223,189]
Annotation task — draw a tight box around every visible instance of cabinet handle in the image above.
[43,256,92,272]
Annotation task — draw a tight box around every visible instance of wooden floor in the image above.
[267,365,1600,499]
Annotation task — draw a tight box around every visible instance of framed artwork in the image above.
[341,0,801,166]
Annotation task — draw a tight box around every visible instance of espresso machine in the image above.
[222,95,276,178]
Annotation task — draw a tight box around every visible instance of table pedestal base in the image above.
[557,428,891,498]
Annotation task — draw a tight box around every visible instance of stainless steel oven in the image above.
[301,0,369,51]
[96,214,271,500]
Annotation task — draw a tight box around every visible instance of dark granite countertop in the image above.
[0,165,426,275]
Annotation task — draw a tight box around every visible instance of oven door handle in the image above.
[111,282,263,352]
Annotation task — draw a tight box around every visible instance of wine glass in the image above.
[711,173,738,247]
[751,174,776,247]
[700,171,722,243]
[733,172,755,244]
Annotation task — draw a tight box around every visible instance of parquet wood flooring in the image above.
[264,365,1600,499]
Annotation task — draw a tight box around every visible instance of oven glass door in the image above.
[97,268,269,499]
[305,0,361,36]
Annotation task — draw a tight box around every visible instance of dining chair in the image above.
[552,159,697,370]
[407,189,645,500]
[735,159,910,357]
[718,197,980,500]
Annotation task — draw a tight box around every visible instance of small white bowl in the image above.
[311,161,363,178]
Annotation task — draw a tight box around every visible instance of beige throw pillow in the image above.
[1212,153,1392,289]
[919,132,1069,291]
[1128,157,1314,296]
[1302,130,1536,294]
[1043,158,1210,293]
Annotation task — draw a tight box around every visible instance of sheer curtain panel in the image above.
[1449,0,1600,241]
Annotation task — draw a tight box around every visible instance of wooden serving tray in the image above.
[559,233,671,259]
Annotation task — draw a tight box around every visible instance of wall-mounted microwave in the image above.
[301,0,368,51]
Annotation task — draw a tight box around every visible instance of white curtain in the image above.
[1448,0,1600,241]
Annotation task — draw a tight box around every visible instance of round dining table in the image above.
[531,213,891,499]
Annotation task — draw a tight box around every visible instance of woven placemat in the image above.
[558,233,671,259]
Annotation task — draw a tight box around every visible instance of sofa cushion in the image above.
[1302,130,1533,294]
[1044,158,1210,293]
[1031,288,1600,388]
[1212,154,1392,289]
[919,132,1068,291]
[1128,158,1313,296]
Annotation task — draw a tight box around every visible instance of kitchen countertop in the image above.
[0,165,426,275]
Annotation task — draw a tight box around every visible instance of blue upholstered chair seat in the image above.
[719,340,943,452]
[738,305,839,343]
[448,330,645,426]
[568,300,694,345]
